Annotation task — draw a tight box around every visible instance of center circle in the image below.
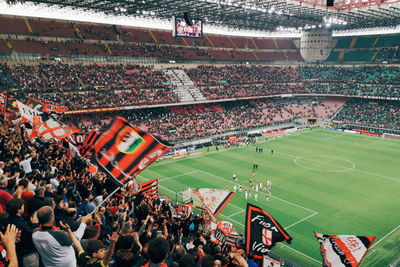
[294,155,355,172]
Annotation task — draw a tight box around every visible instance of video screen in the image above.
[173,17,203,38]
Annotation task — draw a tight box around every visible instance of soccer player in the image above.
[267,180,272,189]
[254,193,258,201]
[265,179,272,201]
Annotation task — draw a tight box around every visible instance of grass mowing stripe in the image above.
[139,129,400,266]
[158,170,201,181]
[370,223,400,249]
[275,150,400,183]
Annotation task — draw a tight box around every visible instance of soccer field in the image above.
[138,129,400,266]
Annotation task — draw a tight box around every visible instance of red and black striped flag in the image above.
[138,179,159,199]
[79,130,100,158]
[245,203,292,258]
[213,220,240,247]
[314,232,375,267]
[90,117,172,186]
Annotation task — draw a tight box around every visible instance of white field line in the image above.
[276,151,400,183]
[199,170,318,214]
[274,150,400,253]
[158,170,201,182]
[227,210,245,218]
[285,212,318,229]
[149,129,315,168]
[145,130,398,263]
[370,223,400,249]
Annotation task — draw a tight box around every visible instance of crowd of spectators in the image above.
[2,63,400,110]
[0,121,259,267]
[69,98,339,142]
[187,65,303,87]
[376,47,400,63]
[334,98,400,130]
[300,65,400,84]
[2,63,179,109]
[201,84,309,100]
[7,63,170,93]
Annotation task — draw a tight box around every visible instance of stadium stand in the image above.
[1,0,400,265]
[334,98,400,130]
[70,98,343,142]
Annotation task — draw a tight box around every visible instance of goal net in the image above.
[382,133,400,140]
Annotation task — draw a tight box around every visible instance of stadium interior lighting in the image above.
[0,0,400,38]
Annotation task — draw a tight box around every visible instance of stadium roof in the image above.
[3,0,400,33]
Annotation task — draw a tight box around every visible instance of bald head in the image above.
[37,206,54,225]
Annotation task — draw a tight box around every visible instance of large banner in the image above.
[193,188,235,216]
[89,117,172,186]
[17,100,42,123]
[314,232,375,267]
[17,100,80,142]
[245,203,292,257]
[79,130,100,157]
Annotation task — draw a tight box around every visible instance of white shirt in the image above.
[50,166,58,175]
[33,222,86,267]
[50,178,60,190]
[29,182,37,192]
[19,157,33,174]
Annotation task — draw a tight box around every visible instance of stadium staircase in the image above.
[163,69,206,102]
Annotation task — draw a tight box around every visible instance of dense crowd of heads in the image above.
[1,63,400,111]
[334,98,400,130]
[69,98,340,142]
[0,122,263,267]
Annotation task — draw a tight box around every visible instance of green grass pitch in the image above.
[138,128,400,266]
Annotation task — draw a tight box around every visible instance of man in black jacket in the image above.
[6,198,39,267]
[27,187,45,218]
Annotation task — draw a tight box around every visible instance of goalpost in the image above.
[181,187,193,202]
[382,133,400,140]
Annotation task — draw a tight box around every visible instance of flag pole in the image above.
[90,185,123,215]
